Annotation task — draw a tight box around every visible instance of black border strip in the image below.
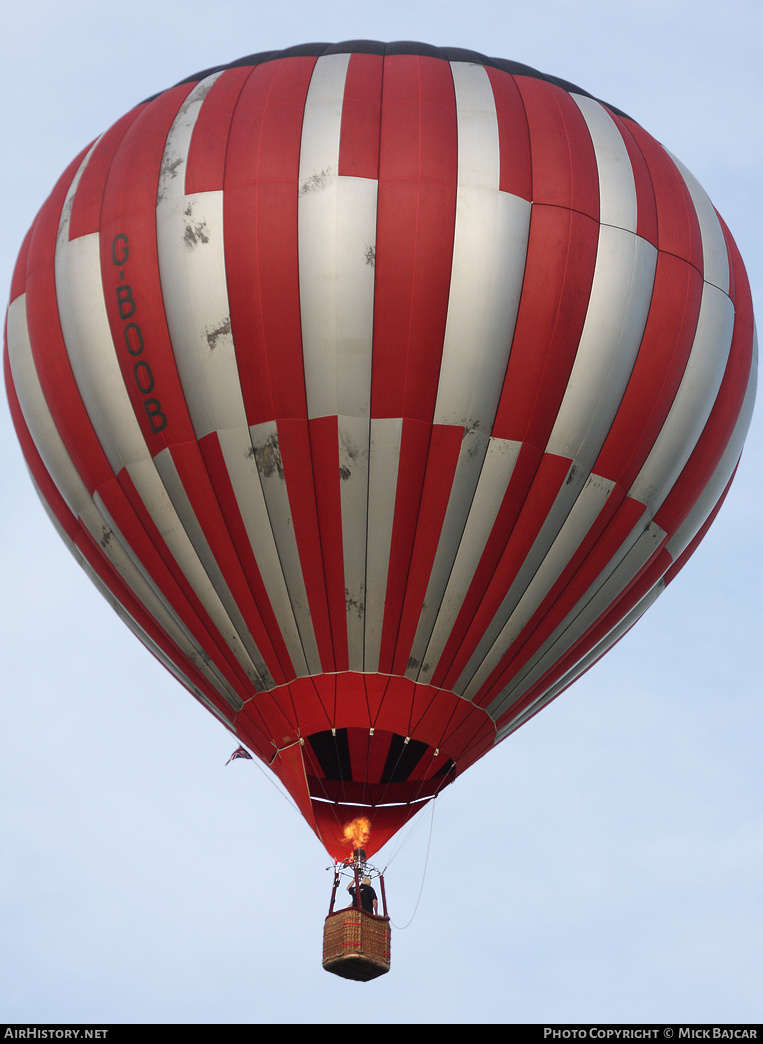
[138,40,632,120]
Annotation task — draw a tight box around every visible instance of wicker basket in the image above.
[322,908,391,981]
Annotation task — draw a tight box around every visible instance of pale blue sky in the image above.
[1,0,761,1025]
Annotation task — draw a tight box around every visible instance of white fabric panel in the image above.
[669,150,730,295]
[494,580,665,742]
[54,139,150,475]
[432,185,529,427]
[216,426,309,677]
[299,173,377,420]
[487,519,668,719]
[298,53,377,670]
[666,336,757,562]
[300,173,377,666]
[406,428,491,680]
[546,226,658,469]
[55,231,149,473]
[7,297,95,520]
[453,461,586,696]
[32,478,235,725]
[122,456,257,694]
[482,472,614,658]
[157,188,242,436]
[157,76,331,682]
[339,414,371,671]
[434,63,529,427]
[459,470,615,701]
[92,489,246,710]
[153,446,273,690]
[155,73,322,689]
[54,148,267,690]
[572,94,638,234]
[248,420,322,675]
[404,64,530,680]
[156,74,247,440]
[629,283,735,510]
[56,179,246,685]
[7,297,245,708]
[365,417,403,671]
[418,436,523,685]
[450,62,501,190]
[298,52,372,421]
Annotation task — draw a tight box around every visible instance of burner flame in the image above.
[342,816,371,852]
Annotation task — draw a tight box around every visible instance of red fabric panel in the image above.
[663,472,735,586]
[270,743,318,841]
[223,57,315,426]
[429,441,543,688]
[364,673,393,726]
[513,76,599,219]
[654,338,753,539]
[25,151,115,495]
[311,798,426,861]
[593,252,703,487]
[495,546,675,733]
[366,727,391,783]
[5,361,238,727]
[377,417,432,673]
[365,673,414,736]
[165,439,286,684]
[370,54,458,421]
[390,423,463,675]
[98,84,200,457]
[492,205,599,446]
[67,115,142,240]
[280,676,335,736]
[610,111,659,246]
[105,469,255,699]
[9,225,34,305]
[623,119,704,270]
[184,66,253,194]
[472,493,647,709]
[242,689,299,747]
[197,431,295,680]
[338,52,383,179]
[439,452,573,690]
[333,671,370,727]
[412,685,473,750]
[308,415,349,671]
[439,709,495,765]
[655,221,754,538]
[721,215,755,352]
[276,417,335,669]
[346,728,372,792]
[485,67,532,199]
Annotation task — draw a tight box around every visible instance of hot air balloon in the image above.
[4,39,756,903]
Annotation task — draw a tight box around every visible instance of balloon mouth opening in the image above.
[304,727,456,804]
[264,727,459,860]
[304,728,456,855]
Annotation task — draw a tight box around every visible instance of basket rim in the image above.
[325,907,390,923]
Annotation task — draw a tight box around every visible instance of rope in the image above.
[389,795,436,930]
[227,743,303,818]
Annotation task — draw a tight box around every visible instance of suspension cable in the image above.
[389,795,436,930]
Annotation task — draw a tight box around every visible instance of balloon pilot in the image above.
[327,845,386,918]
[347,876,379,916]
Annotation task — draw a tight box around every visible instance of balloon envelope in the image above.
[4,42,756,859]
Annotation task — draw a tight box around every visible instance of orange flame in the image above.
[342,816,371,851]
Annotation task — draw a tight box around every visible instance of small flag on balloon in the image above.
[225,746,253,765]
